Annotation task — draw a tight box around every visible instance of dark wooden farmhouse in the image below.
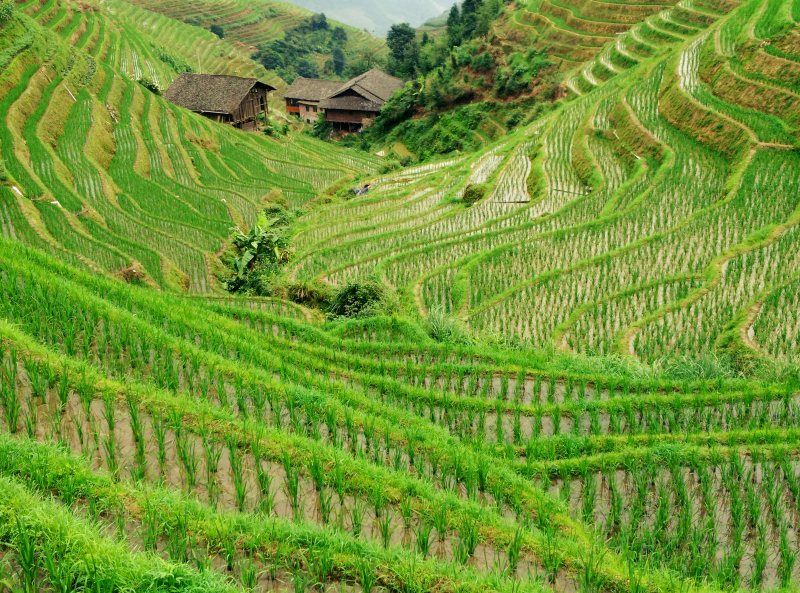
[164,74,276,131]
[320,69,404,132]
[284,78,343,124]
[284,69,403,132]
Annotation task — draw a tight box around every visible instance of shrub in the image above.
[0,2,14,24]
[462,183,486,205]
[137,77,161,95]
[328,281,392,318]
[426,306,472,344]
[310,113,332,139]
[262,121,289,137]
[285,281,332,309]
[470,51,494,72]
[494,50,551,98]
[210,24,225,39]
[221,207,293,295]
[153,46,193,73]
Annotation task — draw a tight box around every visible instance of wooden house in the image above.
[319,69,404,132]
[284,78,343,124]
[164,74,276,130]
[284,69,404,132]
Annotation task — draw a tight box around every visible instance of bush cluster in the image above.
[220,205,294,295]
[462,183,487,205]
[328,281,393,318]
[137,77,161,95]
[0,2,14,24]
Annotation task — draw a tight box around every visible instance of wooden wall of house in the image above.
[325,109,378,124]
[232,88,268,125]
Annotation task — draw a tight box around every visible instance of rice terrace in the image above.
[0,0,799,590]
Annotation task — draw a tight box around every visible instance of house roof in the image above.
[319,93,383,113]
[283,77,343,102]
[319,68,404,112]
[164,74,276,115]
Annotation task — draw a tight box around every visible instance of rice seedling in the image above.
[15,517,39,593]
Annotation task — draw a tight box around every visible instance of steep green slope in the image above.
[0,0,380,293]
[368,0,749,159]
[126,0,388,82]
[1,233,799,593]
[1,0,800,591]
[292,0,800,373]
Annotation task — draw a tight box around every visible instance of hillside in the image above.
[298,0,800,371]
[0,0,381,293]
[127,0,388,81]
[281,0,453,35]
[368,0,768,159]
[1,0,800,592]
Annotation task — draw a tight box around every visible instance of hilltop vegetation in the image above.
[1,0,800,592]
[361,0,564,159]
[127,0,388,86]
[282,0,451,35]
[251,13,374,82]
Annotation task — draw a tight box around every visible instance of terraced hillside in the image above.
[293,0,800,370]
[0,0,380,293]
[3,234,800,593]
[126,0,388,78]
[1,0,800,591]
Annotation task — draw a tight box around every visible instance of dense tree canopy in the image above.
[386,23,419,78]
[252,13,359,82]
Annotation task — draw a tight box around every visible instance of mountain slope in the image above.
[0,0,381,293]
[282,0,453,35]
[292,0,800,371]
[367,0,749,159]
[1,0,800,592]
[126,0,388,80]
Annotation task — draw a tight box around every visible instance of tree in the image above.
[310,112,332,139]
[475,0,501,36]
[295,57,319,78]
[0,1,13,24]
[308,13,329,30]
[446,5,462,46]
[386,23,419,78]
[332,26,348,43]
[471,51,494,72]
[209,24,224,38]
[332,47,346,75]
[461,0,483,38]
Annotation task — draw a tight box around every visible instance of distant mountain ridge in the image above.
[282,0,454,35]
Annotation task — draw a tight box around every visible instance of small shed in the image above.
[164,73,276,130]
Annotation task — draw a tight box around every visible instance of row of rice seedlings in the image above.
[0,324,592,588]
[0,433,566,593]
[0,239,780,556]
[532,444,800,588]
[4,239,788,588]
[0,474,242,593]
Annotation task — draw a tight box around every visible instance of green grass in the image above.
[1,0,800,591]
